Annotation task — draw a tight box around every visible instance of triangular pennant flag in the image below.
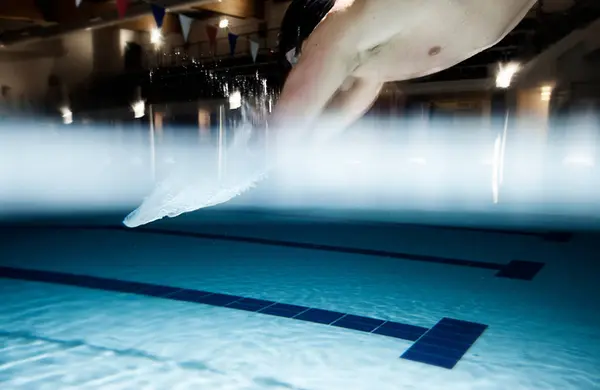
[151,5,166,28]
[249,40,259,63]
[179,14,193,42]
[76,0,82,7]
[116,0,128,19]
[286,48,298,66]
[206,25,218,52]
[228,32,238,57]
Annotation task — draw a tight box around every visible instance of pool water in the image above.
[0,209,599,389]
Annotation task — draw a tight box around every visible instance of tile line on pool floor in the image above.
[9,224,545,280]
[224,209,575,242]
[0,266,487,370]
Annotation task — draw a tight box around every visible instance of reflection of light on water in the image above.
[408,157,427,165]
[491,134,502,204]
[499,111,509,185]
[229,91,242,110]
[60,107,73,125]
[1,113,599,222]
[132,100,145,119]
[563,154,595,167]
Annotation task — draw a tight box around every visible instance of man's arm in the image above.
[269,6,362,147]
[313,77,383,144]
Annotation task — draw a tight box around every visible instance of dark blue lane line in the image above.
[210,209,574,242]
[5,224,545,280]
[0,266,486,369]
[401,318,488,369]
[495,260,545,281]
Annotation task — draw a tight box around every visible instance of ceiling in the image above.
[0,0,581,46]
[1,0,598,83]
[0,0,265,47]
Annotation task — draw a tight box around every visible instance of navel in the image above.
[428,46,442,56]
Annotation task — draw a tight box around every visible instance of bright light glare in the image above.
[150,28,162,45]
[60,107,73,125]
[563,154,594,167]
[132,100,145,118]
[229,91,241,110]
[541,85,552,101]
[408,157,427,165]
[0,114,599,226]
[219,18,229,29]
[491,134,502,204]
[496,62,520,88]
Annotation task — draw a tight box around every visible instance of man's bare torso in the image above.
[271,0,538,144]
[325,0,538,82]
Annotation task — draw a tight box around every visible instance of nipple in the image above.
[428,46,442,56]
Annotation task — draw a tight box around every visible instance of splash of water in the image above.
[123,102,271,228]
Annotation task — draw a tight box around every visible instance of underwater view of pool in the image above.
[1,209,598,389]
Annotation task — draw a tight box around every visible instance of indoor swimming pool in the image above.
[0,209,598,389]
[2,0,600,388]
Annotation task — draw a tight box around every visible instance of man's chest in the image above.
[352,30,494,81]
[349,0,535,81]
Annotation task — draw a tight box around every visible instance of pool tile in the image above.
[1,266,487,370]
[1,267,75,286]
[496,260,545,281]
[431,317,485,331]
[0,267,160,295]
[372,321,428,341]
[405,341,465,360]
[227,298,276,312]
[136,285,184,298]
[542,231,573,242]
[167,289,214,303]
[400,317,487,369]
[421,330,482,351]
[401,349,458,369]
[56,274,147,293]
[259,303,310,318]
[186,292,241,306]
[331,315,385,332]
[294,308,346,324]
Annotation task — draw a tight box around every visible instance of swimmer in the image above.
[123,0,538,228]
[272,0,537,145]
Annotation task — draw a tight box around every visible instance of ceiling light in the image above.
[150,28,162,45]
[219,18,229,29]
[540,85,552,101]
[132,100,145,118]
[60,107,73,125]
[496,62,520,89]
[229,91,241,110]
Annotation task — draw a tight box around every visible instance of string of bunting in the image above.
[183,17,261,62]
[73,1,261,60]
[146,2,262,62]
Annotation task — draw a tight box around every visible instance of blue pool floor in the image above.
[0,210,599,389]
